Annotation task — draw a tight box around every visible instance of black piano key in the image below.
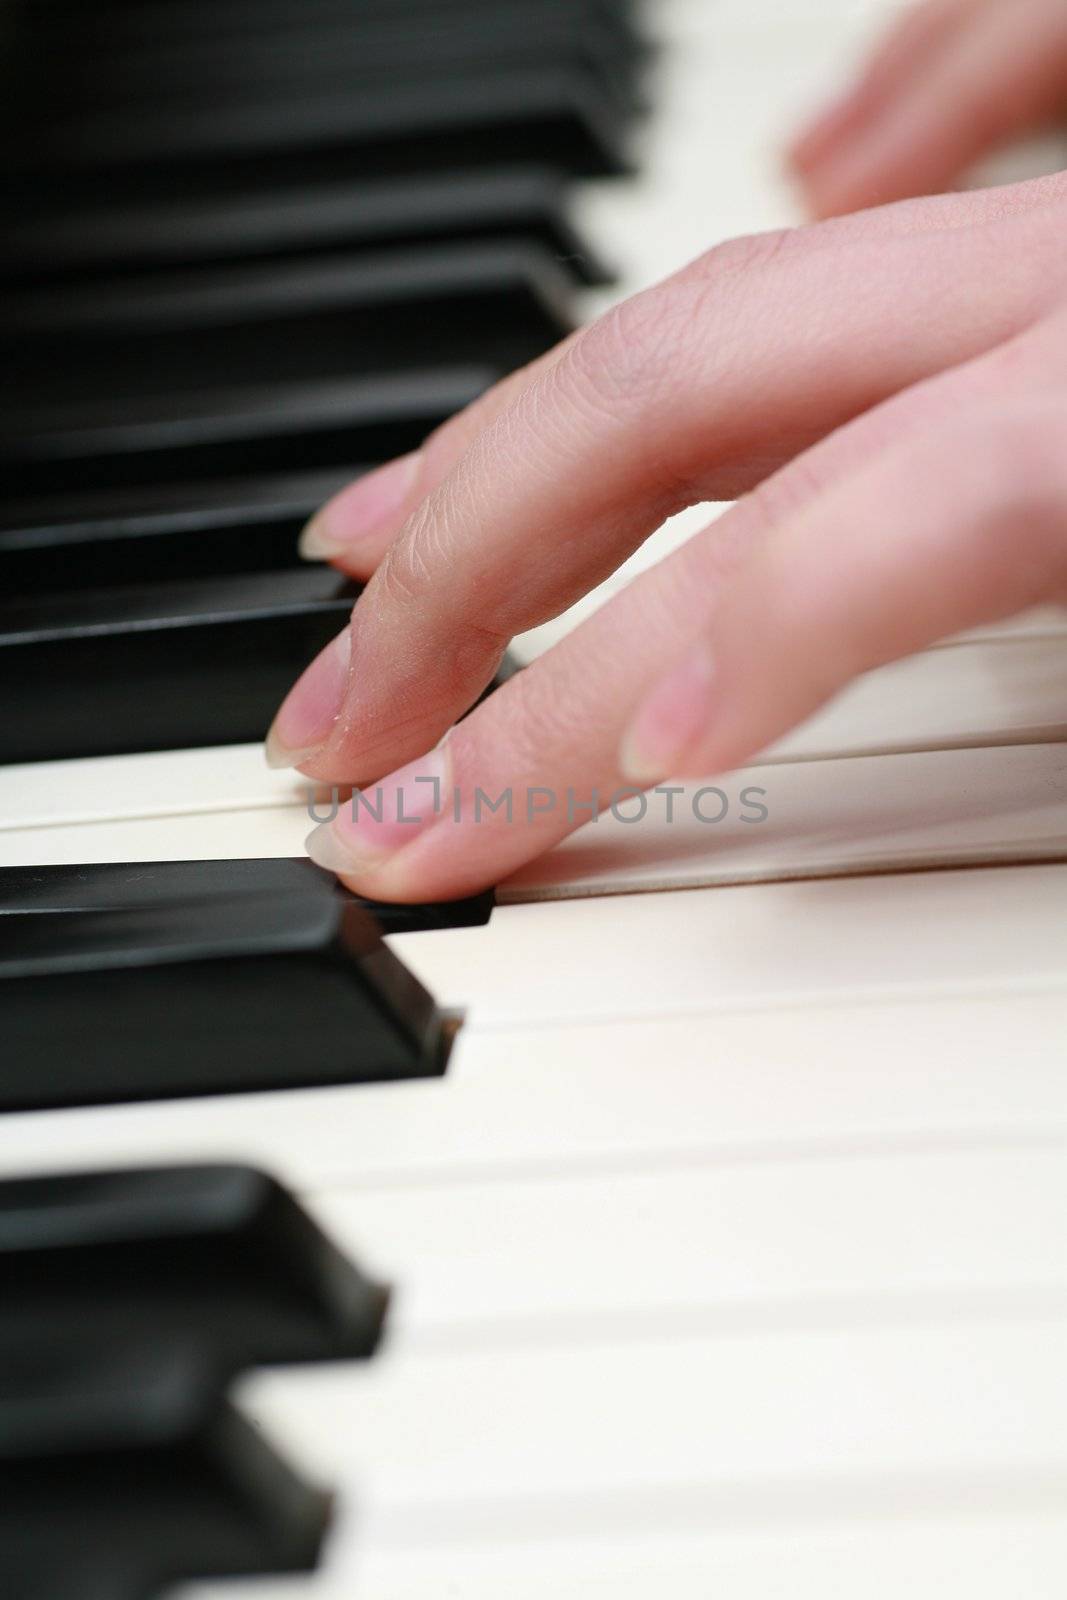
[0,1164,389,1367]
[3,366,495,499]
[9,67,631,201]
[0,858,498,935]
[0,891,446,1111]
[0,569,358,764]
[4,242,576,408]
[56,6,645,118]
[5,166,612,287]
[32,0,642,40]
[0,575,520,763]
[2,1343,330,1599]
[0,858,334,914]
[0,466,359,594]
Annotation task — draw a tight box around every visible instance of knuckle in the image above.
[685,227,799,283]
[559,230,797,415]
[376,526,436,613]
[565,284,695,412]
[377,482,475,612]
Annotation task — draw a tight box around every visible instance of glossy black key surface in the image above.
[29,0,641,38]
[1,1344,330,1599]
[4,242,575,409]
[0,569,358,764]
[0,1164,389,1368]
[5,167,611,286]
[0,893,445,1110]
[3,366,495,499]
[43,6,645,119]
[1,574,519,762]
[0,858,335,914]
[0,466,358,594]
[9,67,631,199]
[0,858,498,935]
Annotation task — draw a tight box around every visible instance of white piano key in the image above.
[0,741,317,832]
[5,737,1067,891]
[389,866,1067,1028]
[239,1317,1067,1521]
[182,1512,1067,1600]
[520,616,1067,760]
[0,804,312,866]
[501,742,1067,900]
[305,1145,1067,1337]
[4,986,1065,1191]
[766,633,1067,763]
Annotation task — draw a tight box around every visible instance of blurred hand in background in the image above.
[788,0,1067,217]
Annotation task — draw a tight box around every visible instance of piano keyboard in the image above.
[3,1,1066,1596]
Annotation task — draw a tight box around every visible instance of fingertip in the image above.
[297,452,423,573]
[264,626,352,772]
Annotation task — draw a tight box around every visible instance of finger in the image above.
[621,407,1067,785]
[788,0,981,178]
[266,189,1062,780]
[802,0,1067,218]
[298,331,583,579]
[302,337,1067,902]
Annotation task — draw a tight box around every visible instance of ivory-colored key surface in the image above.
[4,985,1066,1191]
[389,865,1067,1028]
[501,741,1067,900]
[1,967,1063,1195]
[237,1318,1067,1520]
[304,1144,1067,1336]
[183,1514,1067,1600]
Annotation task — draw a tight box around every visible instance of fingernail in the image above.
[305,745,450,872]
[618,643,716,784]
[265,627,351,769]
[299,452,423,560]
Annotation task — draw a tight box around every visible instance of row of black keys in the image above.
[12,0,644,137]
[2,245,577,766]
[2,1162,388,1600]
[3,13,646,768]
[1,7,646,1598]
[3,856,493,1112]
[6,0,644,202]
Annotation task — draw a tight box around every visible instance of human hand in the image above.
[788,0,1067,218]
[267,175,1067,902]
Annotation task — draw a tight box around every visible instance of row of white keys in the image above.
[12,868,1060,1595]
[5,737,1067,902]
[192,1516,1067,1600]
[6,982,1067,1189]
[7,863,1067,1187]
[24,972,1066,1597]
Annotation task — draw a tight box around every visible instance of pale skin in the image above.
[267,3,1067,904]
[788,0,1067,219]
